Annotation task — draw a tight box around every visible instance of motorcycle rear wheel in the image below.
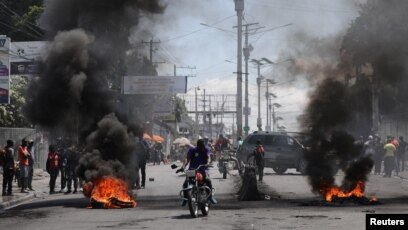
[187,191,198,218]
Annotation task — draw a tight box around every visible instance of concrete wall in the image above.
[0,128,49,170]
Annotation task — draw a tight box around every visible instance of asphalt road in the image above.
[1,164,407,230]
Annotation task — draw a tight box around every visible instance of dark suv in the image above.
[236,131,307,174]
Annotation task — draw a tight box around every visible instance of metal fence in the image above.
[0,127,49,170]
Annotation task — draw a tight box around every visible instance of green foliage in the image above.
[0,0,44,41]
[0,76,32,127]
[175,96,188,115]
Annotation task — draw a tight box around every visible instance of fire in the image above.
[83,176,137,209]
[320,181,365,202]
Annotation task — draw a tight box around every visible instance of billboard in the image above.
[123,76,187,94]
[0,36,10,104]
[10,41,45,75]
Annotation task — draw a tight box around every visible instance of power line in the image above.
[162,14,235,43]
[0,0,43,37]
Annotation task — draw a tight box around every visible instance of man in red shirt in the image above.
[247,140,265,181]
[47,145,60,194]
[18,139,30,193]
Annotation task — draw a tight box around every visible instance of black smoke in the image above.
[301,79,372,194]
[23,0,165,186]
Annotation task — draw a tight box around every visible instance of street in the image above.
[1,164,407,230]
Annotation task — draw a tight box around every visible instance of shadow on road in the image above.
[171,214,193,219]
[8,197,89,211]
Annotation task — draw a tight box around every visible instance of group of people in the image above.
[1,139,35,196]
[363,135,407,177]
[46,143,80,194]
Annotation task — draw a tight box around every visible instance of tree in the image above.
[0,76,32,127]
[0,0,44,41]
[341,0,408,116]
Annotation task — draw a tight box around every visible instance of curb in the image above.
[0,193,35,210]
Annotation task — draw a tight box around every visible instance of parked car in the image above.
[236,131,307,174]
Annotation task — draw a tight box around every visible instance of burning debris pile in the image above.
[23,0,165,208]
[84,176,136,209]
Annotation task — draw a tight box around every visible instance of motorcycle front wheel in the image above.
[187,190,198,218]
[200,203,209,216]
[223,166,227,179]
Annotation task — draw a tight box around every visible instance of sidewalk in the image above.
[0,169,50,209]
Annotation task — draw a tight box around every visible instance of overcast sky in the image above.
[135,0,364,133]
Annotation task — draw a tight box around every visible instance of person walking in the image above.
[153,142,162,166]
[18,139,30,193]
[2,140,15,196]
[64,144,79,194]
[47,145,60,194]
[248,140,265,181]
[397,136,407,172]
[136,136,149,189]
[383,138,396,178]
[27,140,35,191]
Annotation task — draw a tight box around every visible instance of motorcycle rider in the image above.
[215,134,230,160]
[180,139,217,206]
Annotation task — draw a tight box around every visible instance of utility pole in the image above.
[209,95,213,139]
[195,87,200,138]
[266,80,270,131]
[142,39,161,65]
[203,89,206,125]
[234,0,244,138]
[252,59,264,131]
[256,64,262,131]
[265,79,276,131]
[242,22,262,136]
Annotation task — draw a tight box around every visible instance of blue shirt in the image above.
[187,146,211,173]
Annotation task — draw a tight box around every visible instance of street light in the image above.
[194,87,201,139]
[265,79,276,131]
[252,58,276,131]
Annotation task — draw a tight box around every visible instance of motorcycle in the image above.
[218,150,241,179]
[174,164,214,218]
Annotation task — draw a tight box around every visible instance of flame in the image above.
[320,181,365,202]
[84,176,137,209]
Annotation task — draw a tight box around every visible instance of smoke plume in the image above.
[24,0,165,185]
[272,2,408,196]
[285,0,408,196]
